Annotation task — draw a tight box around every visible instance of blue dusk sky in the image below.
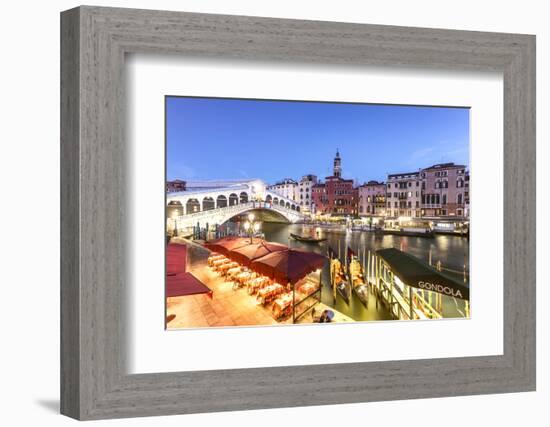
[166,96,469,184]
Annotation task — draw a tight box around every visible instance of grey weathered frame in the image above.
[60,5,536,420]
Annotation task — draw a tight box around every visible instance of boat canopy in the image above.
[376,248,469,300]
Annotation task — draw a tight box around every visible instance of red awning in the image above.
[228,240,287,266]
[166,243,187,275]
[166,272,212,298]
[251,249,326,285]
[166,243,211,298]
[203,236,257,255]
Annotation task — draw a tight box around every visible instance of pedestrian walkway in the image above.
[166,242,354,329]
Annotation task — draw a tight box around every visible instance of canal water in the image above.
[258,222,470,322]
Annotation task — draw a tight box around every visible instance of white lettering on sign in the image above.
[417,281,464,299]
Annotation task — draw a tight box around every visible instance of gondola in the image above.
[383,228,435,238]
[348,256,369,306]
[331,258,351,304]
[290,233,327,244]
[433,229,469,238]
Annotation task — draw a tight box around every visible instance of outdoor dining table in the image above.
[207,254,225,266]
[218,262,239,275]
[257,283,283,305]
[212,258,230,269]
[235,271,253,284]
[296,282,317,298]
[246,276,269,294]
[226,266,243,278]
[272,293,293,319]
[273,293,293,312]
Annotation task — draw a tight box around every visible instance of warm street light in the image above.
[171,210,180,236]
[243,212,261,243]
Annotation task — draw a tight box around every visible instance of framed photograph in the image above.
[61,6,536,420]
[164,96,471,330]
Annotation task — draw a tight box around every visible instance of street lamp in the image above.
[171,210,179,236]
[243,212,261,243]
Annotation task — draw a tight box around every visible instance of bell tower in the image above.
[333,149,342,178]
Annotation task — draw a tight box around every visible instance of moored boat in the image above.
[290,233,327,244]
[433,229,469,238]
[348,256,369,306]
[336,281,351,304]
[383,228,435,238]
[330,258,351,304]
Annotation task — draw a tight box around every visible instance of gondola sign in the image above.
[376,248,469,300]
[417,280,466,299]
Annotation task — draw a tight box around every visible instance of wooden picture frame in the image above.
[60,6,536,420]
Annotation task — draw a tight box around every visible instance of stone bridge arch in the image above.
[171,201,306,230]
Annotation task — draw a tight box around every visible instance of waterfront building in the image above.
[267,178,298,203]
[166,179,186,193]
[420,163,468,217]
[333,149,342,178]
[385,172,422,218]
[297,174,318,214]
[358,180,387,216]
[325,176,358,216]
[311,182,329,215]
[311,150,358,216]
[464,173,470,217]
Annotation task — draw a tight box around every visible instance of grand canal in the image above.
[258,222,470,322]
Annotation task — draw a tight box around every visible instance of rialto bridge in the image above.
[166,179,306,231]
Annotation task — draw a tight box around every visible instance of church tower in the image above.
[333,149,342,178]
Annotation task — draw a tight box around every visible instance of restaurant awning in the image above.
[251,248,326,285]
[228,240,287,266]
[166,243,211,298]
[376,248,469,300]
[203,236,258,255]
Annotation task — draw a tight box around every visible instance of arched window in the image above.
[266,194,272,203]
[291,205,296,210]
[279,199,285,207]
[167,201,183,218]
[202,197,215,211]
[216,195,227,209]
[186,198,200,214]
[457,179,464,188]
[228,193,238,206]
[239,192,249,203]
[457,193,463,204]
[273,197,279,205]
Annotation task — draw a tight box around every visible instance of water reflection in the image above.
[258,222,469,322]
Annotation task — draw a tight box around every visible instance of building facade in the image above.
[267,178,298,203]
[166,179,186,193]
[386,172,422,218]
[325,176,358,216]
[311,151,358,216]
[420,163,468,217]
[358,180,387,216]
[311,183,329,214]
[297,174,318,214]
